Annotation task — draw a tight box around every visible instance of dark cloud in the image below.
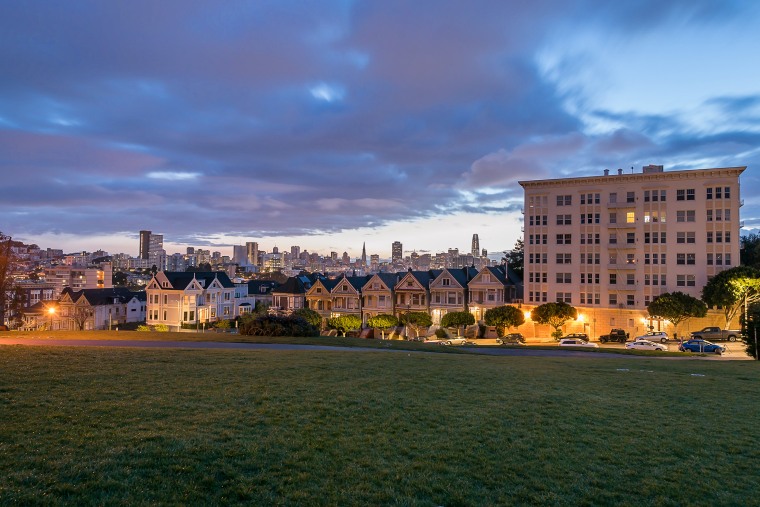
[1,0,758,249]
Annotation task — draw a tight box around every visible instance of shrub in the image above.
[136,325,151,332]
[292,308,322,328]
[214,319,232,330]
[154,324,169,332]
[435,328,448,339]
[327,315,363,337]
[238,314,319,337]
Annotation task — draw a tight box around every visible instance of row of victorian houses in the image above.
[20,265,522,332]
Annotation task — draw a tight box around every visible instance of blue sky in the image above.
[1,1,758,259]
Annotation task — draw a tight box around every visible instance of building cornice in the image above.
[519,166,746,189]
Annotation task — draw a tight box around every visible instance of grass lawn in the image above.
[1,346,758,505]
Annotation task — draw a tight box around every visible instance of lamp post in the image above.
[48,307,55,330]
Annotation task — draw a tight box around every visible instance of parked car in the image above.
[634,331,669,344]
[625,339,669,352]
[423,338,446,345]
[690,327,741,342]
[443,337,471,346]
[558,338,599,348]
[561,333,589,341]
[599,329,629,343]
[679,339,726,355]
[496,333,525,345]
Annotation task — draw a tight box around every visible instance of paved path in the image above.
[0,337,752,360]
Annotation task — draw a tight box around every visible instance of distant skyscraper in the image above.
[139,230,151,259]
[290,245,300,258]
[247,242,259,266]
[471,234,480,256]
[392,241,402,262]
[361,242,367,267]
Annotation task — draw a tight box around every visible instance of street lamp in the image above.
[47,307,55,330]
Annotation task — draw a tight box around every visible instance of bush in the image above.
[435,328,448,339]
[214,319,232,330]
[238,314,319,337]
[136,325,151,332]
[154,324,169,332]
[292,308,322,328]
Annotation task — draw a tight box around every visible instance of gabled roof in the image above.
[273,276,310,295]
[159,271,235,290]
[396,270,436,290]
[61,287,145,306]
[362,272,400,291]
[435,268,468,289]
[307,277,339,295]
[246,280,278,294]
[343,275,370,292]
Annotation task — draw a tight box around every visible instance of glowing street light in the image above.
[47,307,55,330]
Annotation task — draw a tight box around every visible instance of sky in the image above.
[2,0,759,260]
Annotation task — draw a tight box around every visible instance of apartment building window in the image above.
[581,193,600,205]
[626,253,636,264]
[725,209,731,221]
[715,209,722,221]
[609,253,617,265]
[609,273,617,285]
[609,294,618,305]
[676,210,696,222]
[707,232,713,243]
[627,191,635,203]
[609,192,617,203]
[677,232,695,244]
[707,209,713,222]
[556,253,572,264]
[627,232,636,244]
[529,272,548,283]
[724,186,731,198]
[627,274,635,285]
[580,233,600,244]
[715,187,722,198]
[581,273,600,284]
[677,189,694,201]
[707,253,713,265]
[644,274,650,285]
[644,190,665,202]
[557,195,572,206]
[645,253,650,264]
[726,232,731,243]
[707,188,713,199]
[627,295,635,306]
[644,190,651,202]
[716,231,723,243]
[609,212,617,224]
[556,292,572,303]
[557,214,572,225]
[556,273,572,283]
[529,215,548,226]
[677,253,685,265]
[626,212,635,223]
[610,233,617,244]
[556,234,572,244]
[726,254,732,266]
[677,275,696,287]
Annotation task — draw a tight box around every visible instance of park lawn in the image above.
[1,346,758,505]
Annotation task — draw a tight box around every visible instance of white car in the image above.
[634,331,669,344]
[625,339,669,352]
[443,337,472,346]
[558,338,599,348]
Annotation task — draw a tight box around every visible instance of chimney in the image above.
[617,168,623,175]
[603,169,609,176]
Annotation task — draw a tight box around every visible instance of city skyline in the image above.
[2,2,759,256]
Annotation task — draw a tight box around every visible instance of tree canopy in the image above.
[292,308,322,328]
[648,291,707,334]
[531,302,577,340]
[367,313,399,339]
[401,311,432,339]
[440,311,474,328]
[503,238,524,280]
[701,266,760,328]
[484,305,525,337]
[741,233,760,269]
[327,314,362,336]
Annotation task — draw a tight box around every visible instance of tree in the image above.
[7,284,25,329]
[440,311,475,337]
[531,302,577,340]
[503,238,524,280]
[112,271,129,287]
[72,305,94,331]
[293,308,322,328]
[327,315,362,337]
[648,292,707,337]
[745,304,760,360]
[0,232,15,327]
[484,305,525,337]
[702,266,760,329]
[367,313,399,339]
[400,311,432,339]
[741,233,760,268]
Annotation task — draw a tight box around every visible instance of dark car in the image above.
[561,333,589,341]
[679,339,725,355]
[496,333,525,345]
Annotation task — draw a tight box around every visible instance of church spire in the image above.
[361,242,367,267]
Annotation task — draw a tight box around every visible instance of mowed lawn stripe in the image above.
[1,347,758,505]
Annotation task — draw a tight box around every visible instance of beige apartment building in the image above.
[519,165,745,340]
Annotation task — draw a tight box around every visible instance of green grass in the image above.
[1,346,758,505]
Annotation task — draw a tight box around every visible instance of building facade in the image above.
[519,165,745,338]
